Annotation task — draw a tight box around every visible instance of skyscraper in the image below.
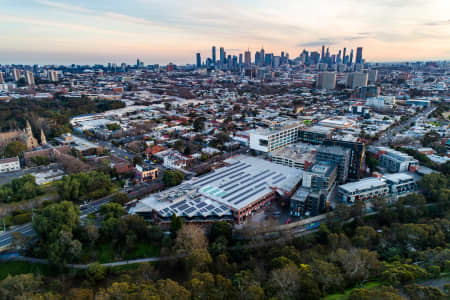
[25,71,35,86]
[343,48,347,63]
[244,50,251,66]
[260,47,265,66]
[356,47,363,64]
[12,68,20,81]
[48,70,58,82]
[212,46,216,65]
[219,47,225,68]
[0,72,4,84]
[349,49,354,65]
[321,45,325,62]
[196,53,201,68]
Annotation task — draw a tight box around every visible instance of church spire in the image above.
[40,129,47,145]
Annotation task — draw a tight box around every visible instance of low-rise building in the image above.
[135,164,159,182]
[0,157,21,173]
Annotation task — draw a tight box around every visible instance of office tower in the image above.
[349,49,354,65]
[331,54,336,64]
[0,72,4,84]
[318,63,328,71]
[48,70,58,82]
[219,47,225,68]
[136,58,140,68]
[244,50,251,66]
[238,53,243,66]
[196,53,201,68]
[356,47,363,64]
[337,50,342,63]
[317,72,336,89]
[233,55,238,71]
[273,56,281,67]
[326,48,330,59]
[264,53,272,67]
[212,46,216,65]
[368,69,378,83]
[310,51,320,65]
[343,48,347,63]
[25,71,35,86]
[347,72,368,89]
[321,45,325,62]
[121,63,127,72]
[260,47,265,66]
[343,55,349,65]
[13,68,20,81]
[227,54,232,69]
[255,51,261,66]
[167,63,174,72]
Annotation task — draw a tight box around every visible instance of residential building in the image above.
[338,177,388,203]
[317,72,336,89]
[0,157,21,173]
[316,145,351,183]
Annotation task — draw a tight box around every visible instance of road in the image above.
[0,196,113,250]
[375,106,435,146]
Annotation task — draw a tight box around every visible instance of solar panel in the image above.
[243,171,277,188]
[219,173,251,188]
[228,171,245,179]
[205,205,215,210]
[178,204,189,211]
[170,200,187,209]
[193,162,246,185]
[196,202,207,208]
[271,173,284,181]
[197,164,251,187]
[223,184,239,192]
[226,187,254,203]
[233,187,268,205]
[272,177,286,185]
[184,207,196,214]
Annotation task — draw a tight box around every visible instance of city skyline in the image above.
[1,0,450,65]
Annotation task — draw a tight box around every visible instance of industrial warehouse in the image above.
[132,155,303,224]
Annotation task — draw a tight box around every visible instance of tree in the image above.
[421,130,440,146]
[233,270,264,300]
[311,260,345,293]
[48,230,82,266]
[175,224,212,272]
[0,273,42,300]
[193,117,205,132]
[85,262,107,283]
[170,214,183,239]
[348,286,405,300]
[156,279,190,300]
[268,264,301,299]
[3,141,26,157]
[99,202,126,220]
[163,170,184,187]
[404,284,446,300]
[209,221,232,243]
[33,201,81,243]
[132,156,143,166]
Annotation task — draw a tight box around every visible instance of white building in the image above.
[365,96,396,108]
[0,157,21,173]
[249,121,303,153]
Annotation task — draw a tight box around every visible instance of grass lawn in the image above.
[96,242,160,263]
[0,261,52,280]
[126,243,161,260]
[322,281,383,300]
[98,244,116,264]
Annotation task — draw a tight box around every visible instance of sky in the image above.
[1,0,450,65]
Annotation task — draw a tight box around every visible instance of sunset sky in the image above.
[2,0,450,65]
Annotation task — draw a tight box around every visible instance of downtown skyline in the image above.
[1,0,450,65]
